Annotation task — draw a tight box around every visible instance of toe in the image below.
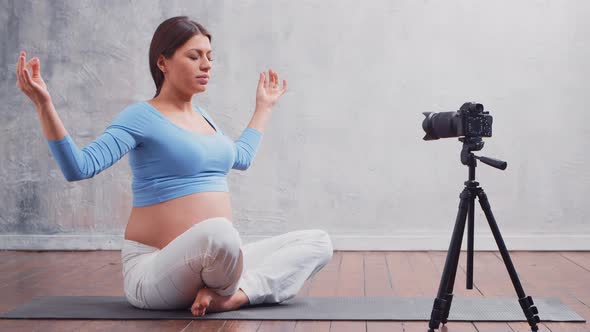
[191,306,205,317]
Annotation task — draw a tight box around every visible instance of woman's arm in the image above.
[16,51,139,181]
[245,69,287,134]
[36,101,67,141]
[245,106,271,134]
[15,51,67,140]
[232,69,287,170]
[45,125,138,182]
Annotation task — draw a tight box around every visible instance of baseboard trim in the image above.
[1,233,589,251]
[329,233,590,251]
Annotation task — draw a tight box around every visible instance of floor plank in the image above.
[364,252,403,332]
[183,320,226,332]
[330,251,365,332]
[561,251,590,272]
[220,319,261,332]
[294,321,331,332]
[256,320,297,332]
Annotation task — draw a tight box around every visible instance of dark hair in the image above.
[149,16,211,97]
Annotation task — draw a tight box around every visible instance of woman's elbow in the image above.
[64,174,82,182]
[233,161,251,171]
[232,157,254,170]
[233,149,256,170]
[63,170,91,182]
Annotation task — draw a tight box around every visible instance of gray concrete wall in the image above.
[1,0,589,250]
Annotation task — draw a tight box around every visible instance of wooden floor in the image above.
[0,250,589,332]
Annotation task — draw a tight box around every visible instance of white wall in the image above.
[1,0,588,250]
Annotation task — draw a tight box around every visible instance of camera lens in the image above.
[422,111,460,140]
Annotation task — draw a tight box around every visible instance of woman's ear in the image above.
[157,55,167,74]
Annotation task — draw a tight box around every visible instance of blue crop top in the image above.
[46,101,262,207]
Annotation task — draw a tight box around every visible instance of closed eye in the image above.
[189,56,213,61]
[188,48,214,61]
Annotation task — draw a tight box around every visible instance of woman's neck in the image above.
[151,91,195,114]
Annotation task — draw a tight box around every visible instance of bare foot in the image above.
[190,287,250,317]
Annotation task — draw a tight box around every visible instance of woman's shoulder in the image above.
[115,100,155,120]
[107,101,154,131]
[120,100,152,115]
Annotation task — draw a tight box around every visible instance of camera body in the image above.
[422,102,493,141]
[457,102,493,138]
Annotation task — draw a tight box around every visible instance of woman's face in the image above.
[158,34,213,95]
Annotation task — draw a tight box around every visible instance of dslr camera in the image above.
[422,102,493,141]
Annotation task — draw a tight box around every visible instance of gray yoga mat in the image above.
[0,296,585,322]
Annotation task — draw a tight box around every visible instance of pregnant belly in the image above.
[124,191,233,249]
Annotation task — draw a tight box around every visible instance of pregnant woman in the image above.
[15,15,333,316]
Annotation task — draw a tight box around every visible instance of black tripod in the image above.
[427,137,540,332]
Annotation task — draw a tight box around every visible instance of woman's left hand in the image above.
[256,69,287,110]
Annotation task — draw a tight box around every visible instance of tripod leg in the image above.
[440,190,475,325]
[466,190,475,289]
[477,189,540,332]
[428,189,471,332]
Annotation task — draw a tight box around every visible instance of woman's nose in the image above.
[201,57,212,70]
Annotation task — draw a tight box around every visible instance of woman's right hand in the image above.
[15,51,52,108]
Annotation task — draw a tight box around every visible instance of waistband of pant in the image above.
[121,216,235,255]
[122,239,159,256]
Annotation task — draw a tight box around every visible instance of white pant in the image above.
[121,217,333,309]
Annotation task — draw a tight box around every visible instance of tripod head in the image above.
[459,137,507,170]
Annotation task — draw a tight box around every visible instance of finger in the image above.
[16,53,25,87]
[25,58,35,75]
[19,51,26,76]
[22,68,39,92]
[282,79,288,93]
[22,68,32,87]
[25,57,34,68]
[15,54,22,88]
[269,69,274,87]
[265,69,269,89]
[17,51,25,73]
[271,69,277,87]
[33,57,41,78]
[19,53,30,87]
[15,52,22,77]
[18,57,30,91]
[274,71,280,88]
[29,57,41,78]
[20,67,31,93]
[257,72,264,89]
[260,71,267,89]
